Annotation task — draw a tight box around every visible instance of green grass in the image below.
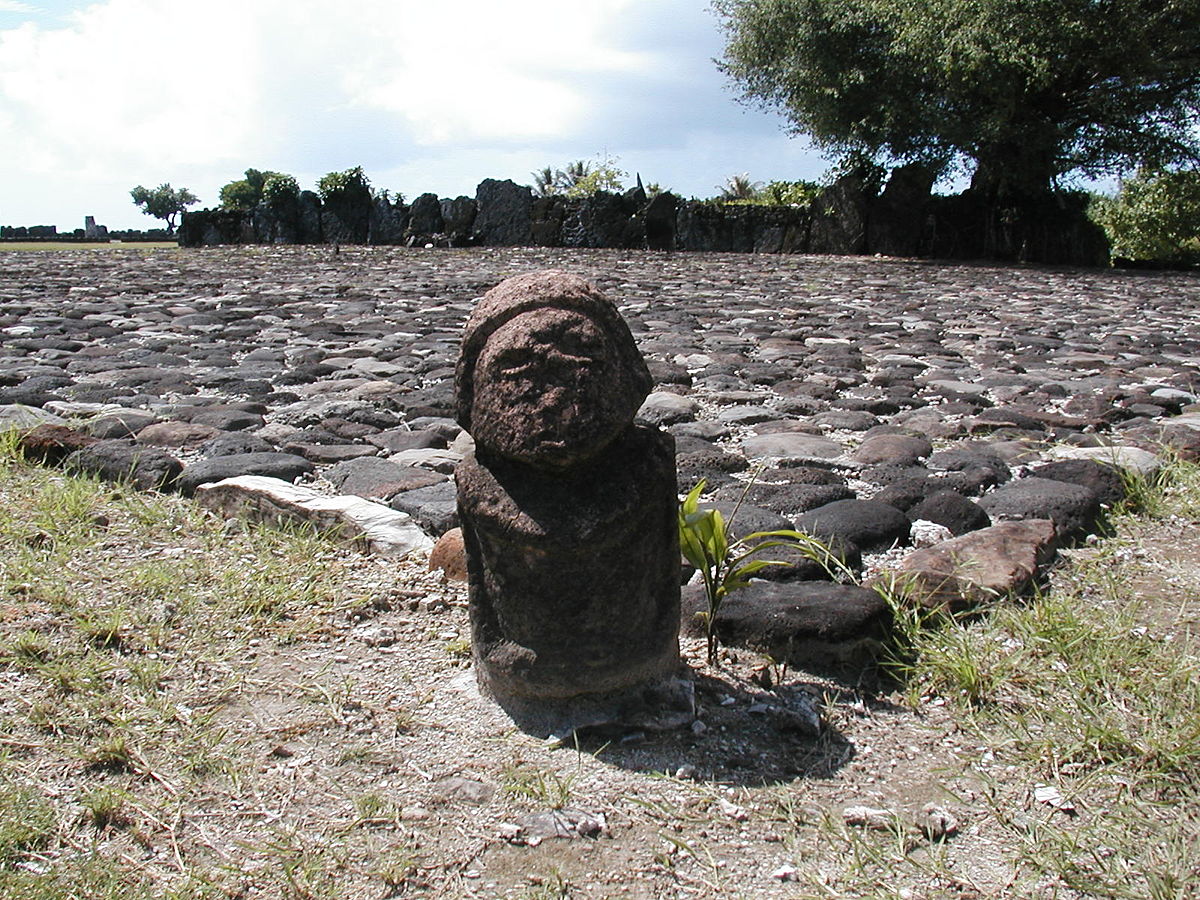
[867,459,1200,899]
[3,423,1199,897]
[0,430,376,896]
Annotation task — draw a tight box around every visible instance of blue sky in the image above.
[0,0,831,231]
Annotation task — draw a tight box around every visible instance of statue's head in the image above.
[455,270,651,468]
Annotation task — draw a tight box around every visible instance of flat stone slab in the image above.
[742,432,845,462]
[884,519,1058,611]
[0,404,66,430]
[195,475,434,557]
[1049,445,1163,478]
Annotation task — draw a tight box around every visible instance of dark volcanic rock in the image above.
[178,452,314,496]
[909,490,991,535]
[682,581,891,674]
[326,456,446,499]
[64,439,183,491]
[978,476,1104,542]
[713,480,854,516]
[389,480,458,536]
[472,179,533,246]
[1029,459,1126,507]
[794,499,912,551]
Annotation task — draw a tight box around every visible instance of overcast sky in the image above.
[1,0,833,231]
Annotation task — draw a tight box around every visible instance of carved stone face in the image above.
[470,308,626,467]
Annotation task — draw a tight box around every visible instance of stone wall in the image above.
[178,171,1110,266]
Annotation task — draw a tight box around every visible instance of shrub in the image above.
[1091,167,1200,263]
[317,166,372,204]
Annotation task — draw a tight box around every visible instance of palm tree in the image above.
[719,173,761,201]
[531,167,558,197]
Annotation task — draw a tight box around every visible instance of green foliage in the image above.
[531,153,628,198]
[317,166,372,203]
[129,183,198,234]
[1091,167,1200,263]
[715,0,1200,197]
[718,173,762,201]
[678,479,841,663]
[219,169,299,211]
[761,179,821,205]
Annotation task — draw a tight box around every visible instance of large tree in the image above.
[715,0,1200,202]
[129,183,198,234]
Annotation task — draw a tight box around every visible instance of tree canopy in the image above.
[715,0,1200,199]
[129,183,198,234]
[218,169,299,211]
[531,155,628,198]
[1091,167,1200,262]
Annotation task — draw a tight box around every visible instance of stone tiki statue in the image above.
[454,270,685,735]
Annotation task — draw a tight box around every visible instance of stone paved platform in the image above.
[4,246,1200,621]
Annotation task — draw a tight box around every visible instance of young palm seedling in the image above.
[678,478,844,663]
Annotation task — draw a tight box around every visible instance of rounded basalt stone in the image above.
[909,490,991,535]
[177,452,314,496]
[455,271,651,469]
[874,476,943,511]
[850,433,933,466]
[681,581,890,674]
[794,499,912,552]
[978,477,1104,542]
[64,439,182,491]
[713,480,854,516]
[1029,459,1126,507]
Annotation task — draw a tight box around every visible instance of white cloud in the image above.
[0,0,820,228]
[0,2,34,13]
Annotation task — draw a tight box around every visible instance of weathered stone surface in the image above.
[472,179,533,246]
[0,404,65,430]
[428,527,467,581]
[195,476,433,557]
[978,476,1103,542]
[886,519,1058,611]
[455,271,652,468]
[325,456,446,499]
[681,581,891,674]
[178,452,314,496]
[407,192,444,239]
[1050,445,1163,478]
[637,391,699,426]
[909,490,991,536]
[136,421,221,448]
[850,433,933,465]
[17,424,99,464]
[389,480,458,536]
[85,409,157,439]
[794,499,912,552]
[63,439,183,491]
[742,432,844,463]
[1030,459,1126,508]
[713,480,854,516]
[455,271,682,735]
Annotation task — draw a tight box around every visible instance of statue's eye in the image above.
[494,348,534,376]
[560,328,604,362]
